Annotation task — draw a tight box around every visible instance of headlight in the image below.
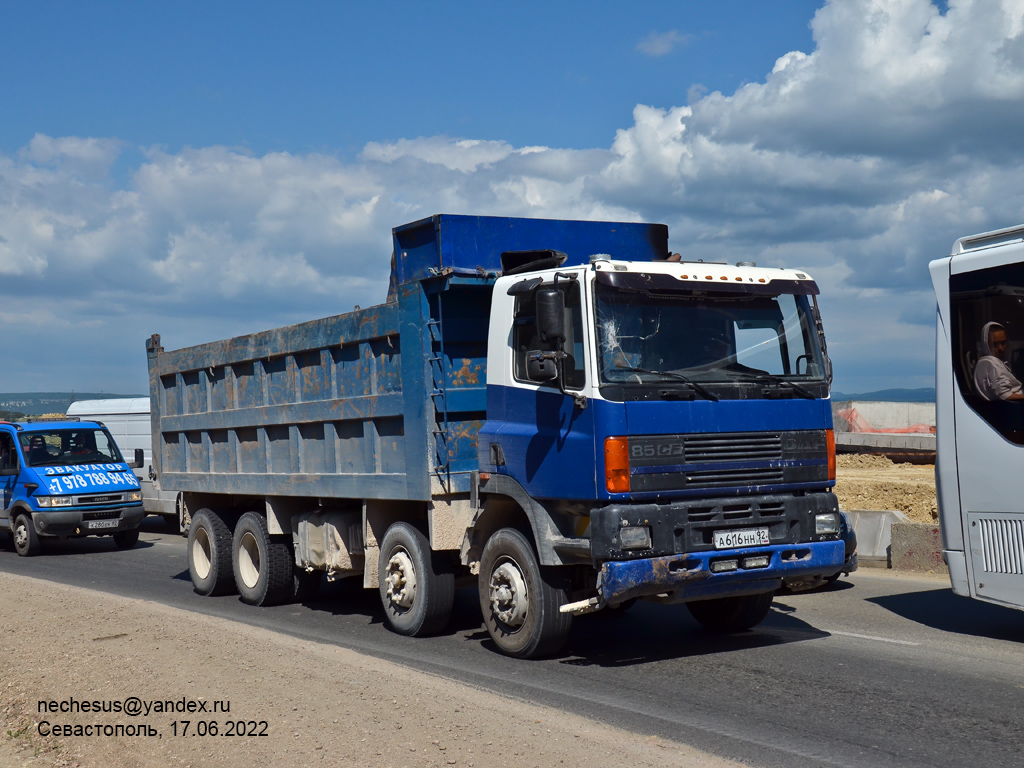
[127,491,142,502]
[815,512,840,535]
[619,525,652,550]
[36,495,73,508]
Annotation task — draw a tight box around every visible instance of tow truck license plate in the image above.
[88,519,119,529]
[713,527,770,549]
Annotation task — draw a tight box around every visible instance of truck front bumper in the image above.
[599,539,845,604]
[31,504,145,538]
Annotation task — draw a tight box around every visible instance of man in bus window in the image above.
[974,321,1024,401]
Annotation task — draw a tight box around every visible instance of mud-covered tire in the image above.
[188,508,236,596]
[686,592,774,632]
[294,569,322,602]
[13,514,41,557]
[378,522,454,636]
[112,528,140,549]
[478,528,572,659]
[232,512,293,607]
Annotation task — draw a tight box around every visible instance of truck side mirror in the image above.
[526,352,559,382]
[134,448,145,469]
[535,288,566,344]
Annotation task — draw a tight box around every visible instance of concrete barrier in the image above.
[847,509,909,567]
[890,522,946,574]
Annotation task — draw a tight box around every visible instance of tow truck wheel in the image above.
[378,521,454,636]
[232,512,294,607]
[188,508,236,597]
[12,514,41,557]
[686,592,774,632]
[478,528,572,659]
[113,529,140,549]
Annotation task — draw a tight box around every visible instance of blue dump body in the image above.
[147,214,667,501]
[148,213,843,658]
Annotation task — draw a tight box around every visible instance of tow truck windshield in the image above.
[595,280,827,399]
[18,428,124,467]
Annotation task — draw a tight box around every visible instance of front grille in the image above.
[683,434,782,463]
[628,430,826,494]
[684,466,784,489]
[978,517,1024,575]
[76,494,125,505]
[82,511,121,521]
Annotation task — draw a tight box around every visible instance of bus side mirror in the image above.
[134,448,145,469]
[535,288,566,344]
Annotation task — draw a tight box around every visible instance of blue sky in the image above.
[2,0,1023,395]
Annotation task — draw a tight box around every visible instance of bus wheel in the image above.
[686,592,774,632]
[13,514,41,557]
[378,522,454,636]
[188,509,236,596]
[478,528,572,659]
[232,512,293,607]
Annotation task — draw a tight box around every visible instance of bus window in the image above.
[950,261,1024,443]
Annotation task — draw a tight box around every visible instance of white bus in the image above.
[66,398,181,530]
[931,223,1024,610]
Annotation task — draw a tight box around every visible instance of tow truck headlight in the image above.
[815,512,840,535]
[127,491,142,502]
[37,495,73,508]
[619,525,652,550]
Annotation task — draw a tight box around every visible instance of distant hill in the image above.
[831,387,935,403]
[0,392,145,416]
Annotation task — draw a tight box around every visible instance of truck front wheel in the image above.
[378,522,454,636]
[478,528,572,659]
[232,512,294,607]
[686,592,774,632]
[188,509,236,596]
[12,514,41,557]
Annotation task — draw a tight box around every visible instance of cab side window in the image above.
[513,282,586,389]
[0,434,17,471]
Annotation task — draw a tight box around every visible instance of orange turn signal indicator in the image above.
[826,429,836,481]
[604,436,630,493]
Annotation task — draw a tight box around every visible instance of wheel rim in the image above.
[14,522,28,551]
[384,548,417,610]
[238,531,262,589]
[191,526,212,580]
[489,557,529,629]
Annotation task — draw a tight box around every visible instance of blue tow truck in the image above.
[148,214,843,658]
[1,419,145,556]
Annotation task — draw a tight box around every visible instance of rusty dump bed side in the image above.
[146,279,491,502]
[147,214,668,504]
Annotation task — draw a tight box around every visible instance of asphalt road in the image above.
[2,517,1023,768]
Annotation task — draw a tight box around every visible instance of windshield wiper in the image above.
[616,366,720,401]
[725,369,818,399]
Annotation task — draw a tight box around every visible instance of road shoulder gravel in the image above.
[0,572,741,768]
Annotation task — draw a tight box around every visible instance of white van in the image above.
[66,398,180,529]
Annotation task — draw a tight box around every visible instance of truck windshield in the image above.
[18,429,124,467]
[595,286,826,388]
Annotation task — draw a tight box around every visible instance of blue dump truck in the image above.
[0,419,145,556]
[147,214,843,658]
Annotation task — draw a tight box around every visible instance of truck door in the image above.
[500,279,597,500]
[0,430,19,520]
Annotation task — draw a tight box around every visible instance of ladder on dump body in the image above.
[427,294,451,490]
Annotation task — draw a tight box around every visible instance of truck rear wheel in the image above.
[378,522,454,636]
[478,528,572,659]
[686,592,774,632]
[188,509,236,596]
[12,514,41,557]
[232,512,294,607]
